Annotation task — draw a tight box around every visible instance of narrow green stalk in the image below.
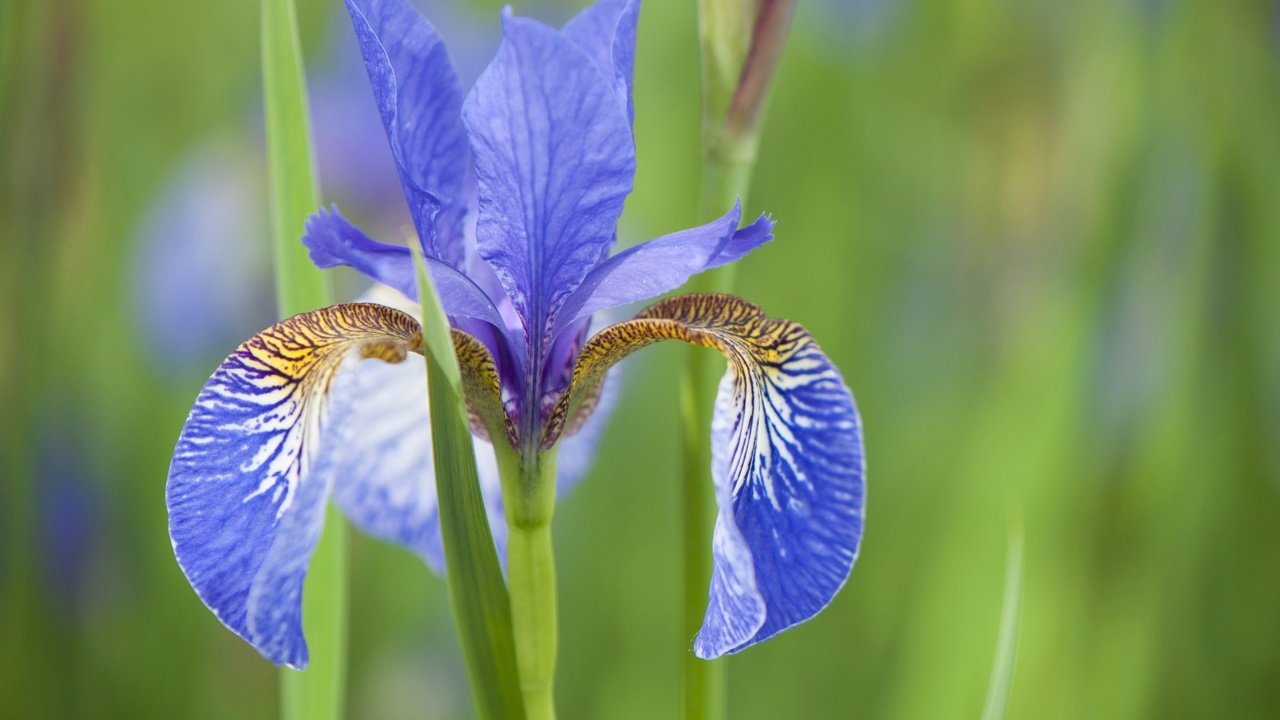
[694,132,758,292]
[413,250,526,719]
[495,445,560,720]
[679,46,751,720]
[282,505,347,719]
[980,525,1025,720]
[262,0,329,318]
[261,0,343,717]
[679,349,726,720]
[683,4,795,719]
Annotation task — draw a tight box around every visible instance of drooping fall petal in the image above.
[167,303,421,667]
[552,293,865,657]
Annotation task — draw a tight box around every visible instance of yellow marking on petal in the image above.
[173,302,424,524]
[451,328,516,448]
[543,293,811,449]
[241,302,423,395]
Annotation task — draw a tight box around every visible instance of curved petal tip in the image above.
[166,303,421,666]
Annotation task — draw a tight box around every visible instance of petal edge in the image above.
[166,303,421,667]
[551,293,865,657]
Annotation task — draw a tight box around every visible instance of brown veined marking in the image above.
[540,293,814,449]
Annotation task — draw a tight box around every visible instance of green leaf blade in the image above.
[262,0,329,317]
[981,526,1025,720]
[414,249,526,720]
[261,0,344,717]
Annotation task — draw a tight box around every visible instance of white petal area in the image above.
[692,375,767,656]
[166,303,421,668]
[331,352,508,572]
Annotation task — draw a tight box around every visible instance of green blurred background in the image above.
[3,0,1279,717]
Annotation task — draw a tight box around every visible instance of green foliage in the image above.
[261,0,343,717]
[414,251,526,720]
[262,0,331,318]
[981,527,1023,720]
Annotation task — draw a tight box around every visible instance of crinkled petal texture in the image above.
[464,10,636,341]
[561,0,639,122]
[558,294,865,658]
[345,0,469,260]
[167,303,421,668]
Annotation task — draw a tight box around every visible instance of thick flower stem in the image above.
[497,446,560,720]
[508,522,558,720]
[698,133,759,258]
[281,504,347,719]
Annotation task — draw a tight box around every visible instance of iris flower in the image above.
[167,0,865,671]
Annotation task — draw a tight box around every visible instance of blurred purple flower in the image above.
[35,414,101,611]
[129,145,274,373]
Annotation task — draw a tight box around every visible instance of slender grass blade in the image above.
[413,248,525,720]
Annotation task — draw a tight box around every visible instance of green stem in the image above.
[679,349,727,720]
[282,505,348,719]
[699,132,758,222]
[496,446,560,720]
[261,0,343,716]
[682,4,783,716]
[414,249,526,720]
[262,0,328,319]
[679,177,748,720]
[980,525,1024,720]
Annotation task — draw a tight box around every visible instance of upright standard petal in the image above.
[549,294,864,657]
[561,0,640,123]
[167,303,422,667]
[464,11,636,341]
[552,203,774,336]
[345,0,469,262]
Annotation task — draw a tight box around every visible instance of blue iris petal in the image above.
[167,350,362,669]
[304,205,417,297]
[464,10,636,343]
[332,325,620,570]
[561,0,640,124]
[330,351,507,572]
[345,0,470,263]
[302,205,510,335]
[552,203,775,337]
[171,0,863,669]
[694,341,865,658]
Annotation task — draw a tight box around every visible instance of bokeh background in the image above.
[3,0,1279,717]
